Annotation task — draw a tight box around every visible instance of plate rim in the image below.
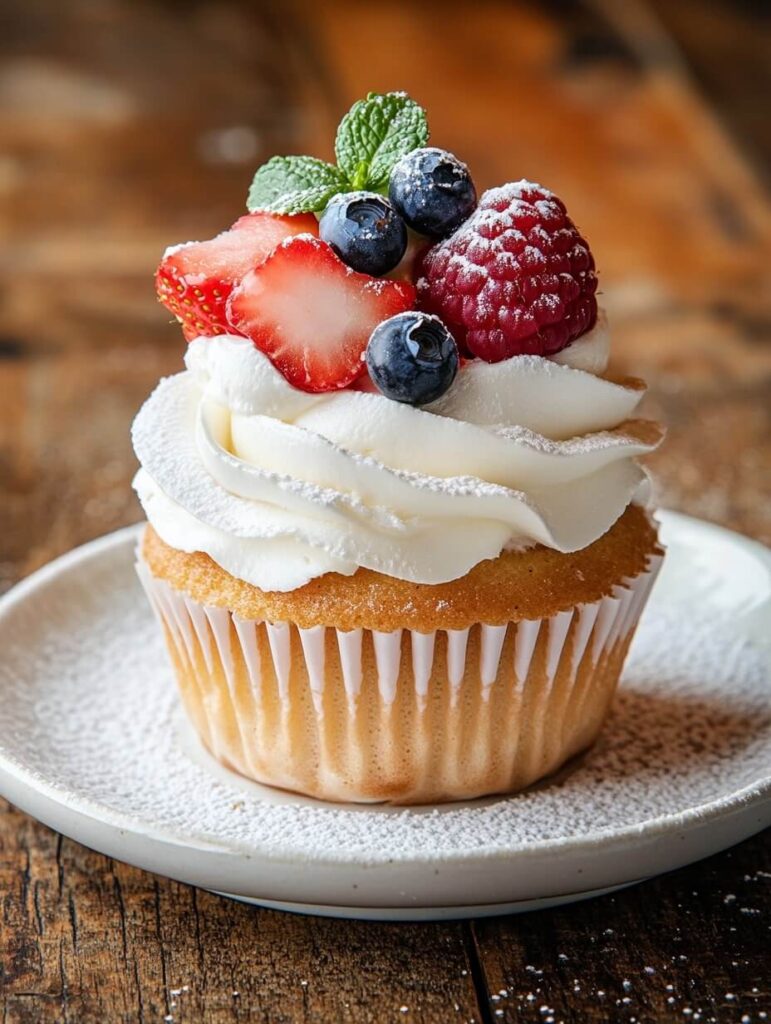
[0,511,769,875]
[208,880,641,921]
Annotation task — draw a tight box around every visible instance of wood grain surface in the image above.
[0,1,769,1021]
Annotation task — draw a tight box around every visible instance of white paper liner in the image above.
[136,553,663,803]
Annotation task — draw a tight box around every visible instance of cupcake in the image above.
[133,92,663,804]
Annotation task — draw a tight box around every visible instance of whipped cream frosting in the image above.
[132,312,661,591]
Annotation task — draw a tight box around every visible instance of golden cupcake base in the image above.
[138,507,662,804]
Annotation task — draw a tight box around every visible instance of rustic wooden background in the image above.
[1,0,769,1021]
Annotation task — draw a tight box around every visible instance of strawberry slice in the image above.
[227,236,416,392]
[155,212,318,341]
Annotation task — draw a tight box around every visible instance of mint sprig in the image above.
[246,91,429,215]
[335,92,429,191]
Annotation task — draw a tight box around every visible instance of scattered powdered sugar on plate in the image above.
[0,523,768,867]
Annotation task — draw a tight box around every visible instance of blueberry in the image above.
[389,147,477,239]
[366,311,459,406]
[319,191,407,276]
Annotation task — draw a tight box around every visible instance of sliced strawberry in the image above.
[155,212,318,341]
[227,236,416,392]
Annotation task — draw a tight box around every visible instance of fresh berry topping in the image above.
[155,212,317,341]
[226,236,415,393]
[366,311,459,406]
[417,181,597,360]
[389,147,477,239]
[319,192,407,276]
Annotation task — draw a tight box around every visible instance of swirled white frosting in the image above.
[132,313,660,591]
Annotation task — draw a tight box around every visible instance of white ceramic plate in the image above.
[0,511,768,921]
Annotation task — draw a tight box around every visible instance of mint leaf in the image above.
[245,93,430,216]
[247,156,345,214]
[335,91,429,191]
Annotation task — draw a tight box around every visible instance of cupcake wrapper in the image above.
[137,554,663,804]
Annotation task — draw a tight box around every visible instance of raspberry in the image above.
[417,180,597,360]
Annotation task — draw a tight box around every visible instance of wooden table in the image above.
[1,1,769,1020]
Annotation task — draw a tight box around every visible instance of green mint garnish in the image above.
[246,91,429,215]
[247,156,346,215]
[335,92,429,191]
